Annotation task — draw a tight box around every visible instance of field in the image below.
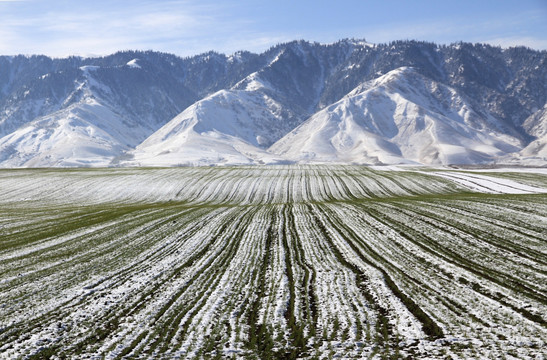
[0,166,546,359]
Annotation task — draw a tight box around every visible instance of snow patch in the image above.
[126,59,141,69]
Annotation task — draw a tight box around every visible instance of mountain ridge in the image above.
[0,39,546,167]
[269,67,523,165]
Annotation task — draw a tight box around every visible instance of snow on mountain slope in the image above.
[521,135,547,160]
[506,105,547,165]
[0,41,545,168]
[0,64,124,167]
[269,67,523,165]
[0,98,141,167]
[126,88,290,166]
[0,60,185,167]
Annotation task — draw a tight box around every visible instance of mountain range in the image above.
[0,39,546,167]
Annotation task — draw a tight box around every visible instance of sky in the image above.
[0,0,546,58]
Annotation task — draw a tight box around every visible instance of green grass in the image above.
[0,166,546,359]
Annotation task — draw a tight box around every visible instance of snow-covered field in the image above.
[0,166,546,359]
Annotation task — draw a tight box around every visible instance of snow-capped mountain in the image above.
[0,40,546,167]
[128,89,289,166]
[0,61,186,167]
[509,104,547,165]
[269,67,522,165]
[0,98,131,167]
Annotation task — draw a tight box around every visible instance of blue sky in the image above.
[0,0,546,57]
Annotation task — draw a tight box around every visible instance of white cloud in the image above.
[350,10,547,50]
[0,0,545,57]
[0,0,251,56]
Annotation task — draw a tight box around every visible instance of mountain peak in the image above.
[0,39,546,167]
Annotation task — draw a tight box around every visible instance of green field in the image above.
[0,166,546,359]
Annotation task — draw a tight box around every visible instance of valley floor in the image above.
[0,166,546,359]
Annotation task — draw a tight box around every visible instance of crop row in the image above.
[0,166,545,359]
